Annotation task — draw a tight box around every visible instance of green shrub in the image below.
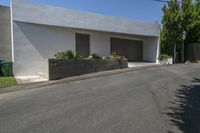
[0,59,4,76]
[110,52,127,61]
[102,56,111,60]
[103,52,127,61]
[159,54,172,61]
[54,50,80,59]
[88,53,102,60]
[0,62,13,77]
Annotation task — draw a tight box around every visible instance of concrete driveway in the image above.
[0,64,200,133]
[128,62,159,68]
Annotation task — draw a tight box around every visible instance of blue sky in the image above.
[0,0,165,24]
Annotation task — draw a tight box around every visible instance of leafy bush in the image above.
[159,54,172,61]
[103,52,127,61]
[54,50,80,59]
[88,53,102,60]
[0,59,4,76]
[102,56,111,60]
[53,50,127,61]
[110,52,127,61]
[0,61,13,77]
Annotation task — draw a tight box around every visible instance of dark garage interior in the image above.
[110,37,143,62]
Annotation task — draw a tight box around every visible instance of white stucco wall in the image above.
[143,37,160,63]
[13,22,75,78]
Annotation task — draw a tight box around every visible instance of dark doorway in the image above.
[111,37,143,62]
[76,33,90,58]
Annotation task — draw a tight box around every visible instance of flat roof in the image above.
[11,0,160,37]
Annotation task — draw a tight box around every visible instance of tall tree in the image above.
[161,0,182,62]
[181,0,193,62]
[186,0,200,43]
[161,0,200,62]
[182,0,193,32]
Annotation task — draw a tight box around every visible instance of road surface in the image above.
[0,64,200,133]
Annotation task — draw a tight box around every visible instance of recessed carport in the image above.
[109,33,160,63]
[110,37,143,62]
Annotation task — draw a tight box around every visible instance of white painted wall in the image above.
[13,22,75,78]
[143,37,160,63]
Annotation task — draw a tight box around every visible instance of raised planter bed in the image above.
[49,59,128,80]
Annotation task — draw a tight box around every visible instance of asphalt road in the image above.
[0,64,200,133]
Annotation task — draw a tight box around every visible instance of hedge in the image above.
[0,62,13,77]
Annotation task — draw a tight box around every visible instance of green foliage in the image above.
[88,53,102,60]
[161,0,200,61]
[161,0,183,57]
[0,62,13,77]
[110,52,127,61]
[0,77,17,88]
[186,0,200,43]
[102,52,127,61]
[87,53,127,61]
[161,28,174,56]
[54,50,127,61]
[54,50,80,59]
[182,0,193,31]
[102,56,111,60]
[159,54,172,61]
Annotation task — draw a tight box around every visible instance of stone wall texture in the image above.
[49,59,128,80]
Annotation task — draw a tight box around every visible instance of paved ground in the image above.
[15,75,48,84]
[128,62,159,68]
[0,63,200,133]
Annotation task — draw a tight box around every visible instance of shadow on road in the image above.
[167,78,200,133]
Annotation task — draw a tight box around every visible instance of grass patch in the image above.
[0,77,17,88]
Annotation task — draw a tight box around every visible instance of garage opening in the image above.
[110,37,143,62]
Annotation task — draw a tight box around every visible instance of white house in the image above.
[0,0,160,81]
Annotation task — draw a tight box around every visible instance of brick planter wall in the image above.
[49,59,128,80]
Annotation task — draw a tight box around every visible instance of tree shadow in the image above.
[192,78,200,83]
[166,78,200,133]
